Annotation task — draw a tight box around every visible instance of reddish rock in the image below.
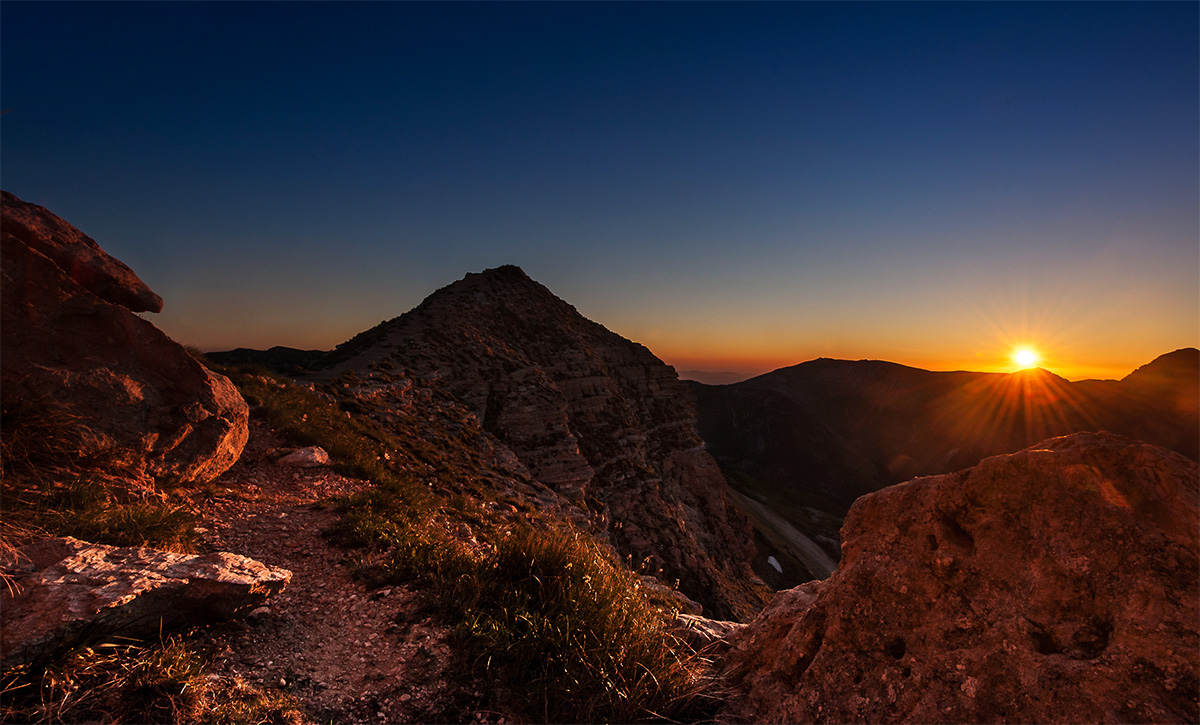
[1,190,163,313]
[723,432,1199,723]
[312,265,769,620]
[1,192,248,486]
[0,537,291,668]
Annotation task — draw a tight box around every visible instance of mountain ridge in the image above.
[297,264,770,620]
[690,347,1199,587]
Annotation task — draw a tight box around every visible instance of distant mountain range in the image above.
[205,346,325,373]
[688,348,1198,587]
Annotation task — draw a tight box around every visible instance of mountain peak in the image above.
[1008,366,1070,384]
[1122,347,1199,386]
[309,265,768,619]
[476,263,530,280]
[423,264,564,311]
[456,264,537,291]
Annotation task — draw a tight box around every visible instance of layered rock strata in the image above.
[312,265,768,620]
[722,432,1199,723]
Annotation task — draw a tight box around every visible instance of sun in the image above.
[1014,347,1039,369]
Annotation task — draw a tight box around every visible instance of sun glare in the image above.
[1014,347,1039,369]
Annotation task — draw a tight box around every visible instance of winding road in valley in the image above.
[728,489,838,580]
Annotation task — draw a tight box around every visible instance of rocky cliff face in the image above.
[311,265,767,620]
[722,432,1199,723]
[1,191,248,488]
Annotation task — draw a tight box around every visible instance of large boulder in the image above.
[723,432,1199,723]
[0,537,291,668]
[1,191,248,486]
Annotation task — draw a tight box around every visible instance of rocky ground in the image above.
[190,419,502,724]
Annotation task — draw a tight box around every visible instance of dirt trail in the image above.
[192,419,496,724]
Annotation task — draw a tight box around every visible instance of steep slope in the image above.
[307,265,767,620]
[1115,348,1200,457]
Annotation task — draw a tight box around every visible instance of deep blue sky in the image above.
[3,1,1196,379]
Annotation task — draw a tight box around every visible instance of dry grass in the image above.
[0,392,283,724]
[453,526,720,723]
[1,392,198,556]
[0,636,302,725]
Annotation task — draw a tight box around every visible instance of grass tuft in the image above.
[0,636,302,725]
[37,478,197,551]
[453,526,716,723]
[1,396,198,555]
[0,395,88,484]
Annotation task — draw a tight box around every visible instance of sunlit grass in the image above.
[0,397,198,555]
[453,526,718,723]
[0,636,302,725]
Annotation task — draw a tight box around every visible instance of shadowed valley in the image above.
[688,351,1199,587]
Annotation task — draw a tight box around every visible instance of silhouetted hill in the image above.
[692,350,1199,586]
[676,370,754,385]
[206,346,327,374]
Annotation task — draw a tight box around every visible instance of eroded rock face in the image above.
[1,191,248,486]
[313,265,768,620]
[0,537,291,668]
[723,432,1199,723]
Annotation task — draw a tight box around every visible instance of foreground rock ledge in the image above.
[1,537,292,669]
[722,432,1199,724]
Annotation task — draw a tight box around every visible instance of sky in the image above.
[2,1,1196,382]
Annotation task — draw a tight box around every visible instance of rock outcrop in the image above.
[1,191,248,487]
[0,537,291,668]
[722,432,1199,723]
[0,191,163,313]
[310,265,768,620]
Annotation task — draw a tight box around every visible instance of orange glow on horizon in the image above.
[660,346,1142,383]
